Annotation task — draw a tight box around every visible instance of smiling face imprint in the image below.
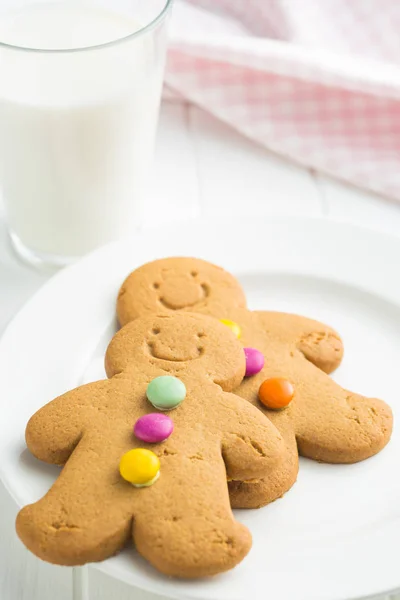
[146,324,205,363]
[153,273,209,311]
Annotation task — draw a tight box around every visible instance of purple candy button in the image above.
[134,413,174,444]
[244,347,265,376]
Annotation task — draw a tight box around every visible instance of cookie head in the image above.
[105,312,246,391]
[117,257,247,325]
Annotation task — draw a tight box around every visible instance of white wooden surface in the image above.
[1,101,400,600]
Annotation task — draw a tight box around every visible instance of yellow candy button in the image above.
[120,448,160,488]
[220,319,241,339]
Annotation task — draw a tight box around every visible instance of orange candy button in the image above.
[258,378,295,410]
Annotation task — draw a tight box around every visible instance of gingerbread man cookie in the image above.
[16,313,285,578]
[117,258,393,508]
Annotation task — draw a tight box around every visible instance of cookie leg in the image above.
[16,446,133,566]
[292,361,393,463]
[133,454,252,578]
[255,311,344,374]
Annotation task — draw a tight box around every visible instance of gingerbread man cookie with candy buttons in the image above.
[117,258,393,508]
[16,313,286,578]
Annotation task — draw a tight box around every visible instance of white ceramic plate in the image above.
[0,217,399,600]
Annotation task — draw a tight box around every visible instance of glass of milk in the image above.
[0,0,172,267]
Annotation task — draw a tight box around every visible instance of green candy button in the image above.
[146,376,186,411]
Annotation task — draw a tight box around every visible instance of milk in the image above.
[0,3,166,260]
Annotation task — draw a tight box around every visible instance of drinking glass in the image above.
[0,0,172,268]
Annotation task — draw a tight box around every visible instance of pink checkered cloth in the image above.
[166,0,400,200]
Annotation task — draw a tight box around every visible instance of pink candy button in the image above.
[244,347,265,376]
[134,413,174,444]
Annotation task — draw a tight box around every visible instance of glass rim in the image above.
[0,0,173,54]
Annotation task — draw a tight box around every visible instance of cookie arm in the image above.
[255,311,344,373]
[291,359,393,463]
[26,380,109,466]
[220,393,285,481]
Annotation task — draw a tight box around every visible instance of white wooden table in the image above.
[1,101,400,600]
